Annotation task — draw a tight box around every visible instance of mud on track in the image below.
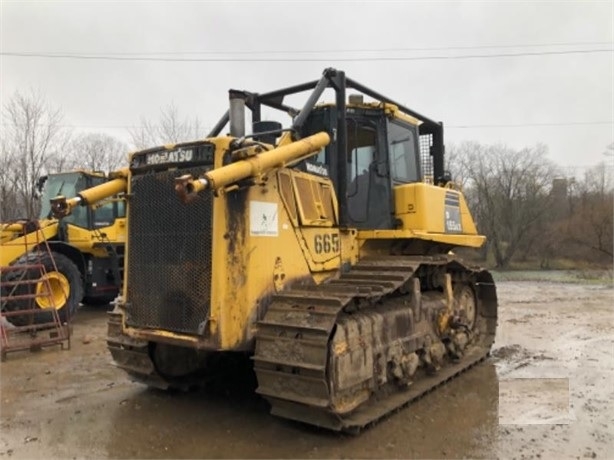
[1,279,612,459]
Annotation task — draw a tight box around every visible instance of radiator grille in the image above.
[126,167,213,335]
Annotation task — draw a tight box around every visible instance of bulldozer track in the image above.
[253,255,497,432]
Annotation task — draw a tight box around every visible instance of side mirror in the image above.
[35,175,48,197]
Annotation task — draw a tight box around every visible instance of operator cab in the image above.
[300,100,423,230]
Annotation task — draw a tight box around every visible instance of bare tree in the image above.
[128,102,202,150]
[449,142,559,268]
[68,132,128,172]
[2,89,69,220]
[0,146,19,221]
[43,130,78,173]
[565,162,614,260]
[446,140,477,190]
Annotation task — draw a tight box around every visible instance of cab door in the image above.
[346,116,394,229]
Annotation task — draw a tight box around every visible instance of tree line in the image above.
[448,142,613,269]
[1,90,612,269]
[1,90,202,221]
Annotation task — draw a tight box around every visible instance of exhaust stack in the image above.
[229,90,246,137]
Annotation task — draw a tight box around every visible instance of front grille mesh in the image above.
[126,167,212,335]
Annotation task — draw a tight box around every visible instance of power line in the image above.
[1,49,612,63]
[7,41,611,56]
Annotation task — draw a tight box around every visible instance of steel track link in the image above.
[253,256,496,432]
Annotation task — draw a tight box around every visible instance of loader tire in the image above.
[2,252,83,326]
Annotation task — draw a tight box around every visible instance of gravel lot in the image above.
[1,278,612,459]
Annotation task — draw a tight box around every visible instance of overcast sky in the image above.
[1,1,612,173]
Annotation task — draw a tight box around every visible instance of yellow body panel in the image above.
[356,229,485,249]
[394,183,480,236]
[0,221,58,266]
[94,217,127,244]
[64,220,127,257]
[209,171,341,350]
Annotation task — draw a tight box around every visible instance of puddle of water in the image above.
[101,361,501,459]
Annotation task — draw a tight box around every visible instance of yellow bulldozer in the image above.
[1,170,126,325]
[52,68,497,431]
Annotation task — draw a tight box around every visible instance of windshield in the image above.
[39,172,83,219]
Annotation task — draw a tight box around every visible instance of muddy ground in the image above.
[1,279,612,459]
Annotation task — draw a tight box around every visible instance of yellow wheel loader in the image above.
[1,170,126,325]
[53,69,497,431]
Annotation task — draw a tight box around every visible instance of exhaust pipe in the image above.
[229,90,246,137]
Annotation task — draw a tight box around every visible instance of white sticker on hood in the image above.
[250,201,278,237]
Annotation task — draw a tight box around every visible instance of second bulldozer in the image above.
[53,68,497,431]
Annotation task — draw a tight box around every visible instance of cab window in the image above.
[90,176,125,227]
[93,203,115,228]
[116,200,126,218]
[388,122,420,183]
[62,175,89,228]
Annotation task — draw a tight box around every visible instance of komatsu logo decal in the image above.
[146,148,194,165]
[305,162,329,177]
